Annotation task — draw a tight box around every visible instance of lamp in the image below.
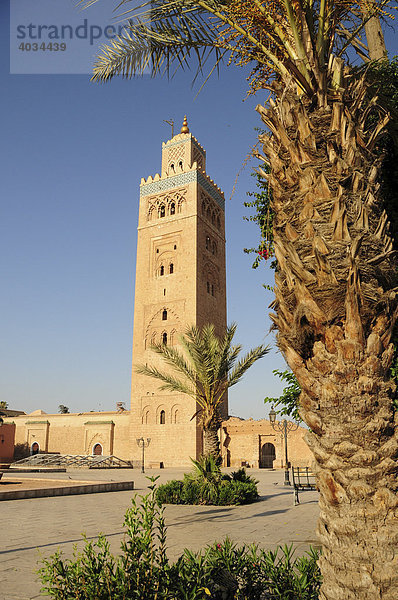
[268,407,299,485]
[136,437,151,473]
[269,407,277,424]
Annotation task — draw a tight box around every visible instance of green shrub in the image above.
[155,460,260,506]
[156,476,258,506]
[218,480,259,505]
[38,480,321,600]
[226,467,259,486]
[182,479,202,504]
[156,479,184,504]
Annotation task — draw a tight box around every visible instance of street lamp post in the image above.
[269,407,299,485]
[136,437,151,473]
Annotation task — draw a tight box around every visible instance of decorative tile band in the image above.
[140,171,224,209]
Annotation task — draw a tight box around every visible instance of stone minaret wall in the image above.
[130,121,227,466]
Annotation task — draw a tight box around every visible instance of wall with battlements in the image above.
[221,417,313,469]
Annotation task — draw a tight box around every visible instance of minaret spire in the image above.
[180,115,190,134]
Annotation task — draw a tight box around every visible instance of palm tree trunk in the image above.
[203,426,221,459]
[257,71,398,599]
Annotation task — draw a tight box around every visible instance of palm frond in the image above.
[86,2,226,82]
[228,344,270,388]
[148,342,198,386]
[135,363,195,396]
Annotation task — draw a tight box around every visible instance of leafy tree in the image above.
[136,323,268,461]
[58,405,70,414]
[243,157,275,269]
[0,401,8,410]
[80,1,398,597]
[264,369,301,422]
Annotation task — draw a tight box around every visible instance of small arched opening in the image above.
[260,442,276,468]
[93,443,103,456]
[160,410,166,425]
[31,442,40,456]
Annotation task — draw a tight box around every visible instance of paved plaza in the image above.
[0,468,319,600]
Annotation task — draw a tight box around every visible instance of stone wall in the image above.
[0,423,16,462]
[221,417,313,469]
[4,410,131,461]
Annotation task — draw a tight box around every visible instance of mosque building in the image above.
[2,118,312,469]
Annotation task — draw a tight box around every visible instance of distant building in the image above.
[4,119,312,468]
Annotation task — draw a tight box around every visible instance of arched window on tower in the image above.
[160,410,166,424]
[170,202,175,215]
[217,215,221,229]
[160,265,164,276]
[162,309,167,321]
[171,406,179,423]
[159,205,165,218]
[207,281,210,294]
[169,263,174,274]
[206,236,210,250]
[162,332,168,345]
[212,241,217,255]
[179,161,183,170]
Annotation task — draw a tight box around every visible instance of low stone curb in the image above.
[0,479,134,501]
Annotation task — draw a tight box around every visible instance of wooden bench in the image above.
[291,466,317,505]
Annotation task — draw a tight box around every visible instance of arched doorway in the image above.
[93,443,103,456]
[260,442,276,468]
[31,442,40,456]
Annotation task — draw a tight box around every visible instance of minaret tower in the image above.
[130,118,227,467]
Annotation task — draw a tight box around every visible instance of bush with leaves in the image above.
[38,478,321,600]
[156,456,259,506]
[38,477,171,599]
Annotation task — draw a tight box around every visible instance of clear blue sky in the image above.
[2,2,397,418]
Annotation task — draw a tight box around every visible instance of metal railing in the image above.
[10,454,134,469]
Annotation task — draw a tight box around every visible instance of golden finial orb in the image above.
[180,115,190,134]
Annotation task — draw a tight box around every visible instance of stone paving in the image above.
[0,468,319,600]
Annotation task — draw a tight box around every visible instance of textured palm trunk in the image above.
[257,73,398,599]
[203,426,220,458]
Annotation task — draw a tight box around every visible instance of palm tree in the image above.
[80,1,398,597]
[136,323,268,460]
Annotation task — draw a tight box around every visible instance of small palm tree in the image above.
[136,323,268,461]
